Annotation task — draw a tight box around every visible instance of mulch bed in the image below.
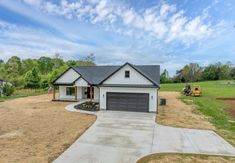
[74,101,99,112]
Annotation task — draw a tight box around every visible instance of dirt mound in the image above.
[216,98,235,100]
[217,99,235,119]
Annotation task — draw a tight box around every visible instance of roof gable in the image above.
[100,63,160,86]
[54,68,80,84]
[74,77,89,87]
[102,64,154,85]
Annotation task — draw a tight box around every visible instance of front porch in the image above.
[52,85,99,102]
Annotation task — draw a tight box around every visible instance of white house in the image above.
[53,63,160,112]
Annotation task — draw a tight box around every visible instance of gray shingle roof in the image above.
[73,66,120,84]
[135,65,160,86]
[72,63,160,86]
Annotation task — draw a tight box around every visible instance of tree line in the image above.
[161,62,235,83]
[0,54,95,89]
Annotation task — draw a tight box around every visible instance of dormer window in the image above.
[125,70,130,78]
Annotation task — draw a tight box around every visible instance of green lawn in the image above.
[0,89,47,102]
[161,80,235,146]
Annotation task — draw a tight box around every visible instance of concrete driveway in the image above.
[54,107,235,163]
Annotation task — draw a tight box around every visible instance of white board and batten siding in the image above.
[103,64,153,85]
[74,77,88,87]
[55,68,80,84]
[100,64,158,112]
[94,87,99,100]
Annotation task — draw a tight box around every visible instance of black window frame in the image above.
[125,70,130,78]
[66,87,75,96]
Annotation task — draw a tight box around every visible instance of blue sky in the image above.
[0,0,235,75]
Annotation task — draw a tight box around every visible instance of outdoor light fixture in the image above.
[103,94,105,98]
[151,96,153,99]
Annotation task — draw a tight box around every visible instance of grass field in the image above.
[137,153,235,163]
[161,80,235,146]
[0,89,47,102]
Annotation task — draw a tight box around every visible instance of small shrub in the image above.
[3,83,15,96]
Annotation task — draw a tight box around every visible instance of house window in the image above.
[66,87,75,96]
[125,70,130,78]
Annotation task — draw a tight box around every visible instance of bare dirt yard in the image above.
[157,92,215,130]
[0,94,96,163]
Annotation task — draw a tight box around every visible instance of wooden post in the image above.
[53,86,56,100]
[89,86,93,102]
[75,86,77,101]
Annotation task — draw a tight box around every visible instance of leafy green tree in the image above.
[160,69,172,83]
[2,83,14,96]
[53,53,64,69]
[230,67,235,79]
[21,59,38,74]
[40,75,50,88]
[202,64,219,80]
[66,60,78,67]
[5,56,22,76]
[9,76,24,88]
[38,57,53,74]
[174,63,202,82]
[24,68,41,89]
[218,64,231,79]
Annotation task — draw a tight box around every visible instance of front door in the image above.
[87,87,94,99]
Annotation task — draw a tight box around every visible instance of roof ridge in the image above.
[73,64,160,68]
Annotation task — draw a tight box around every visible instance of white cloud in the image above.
[23,0,42,6]
[160,3,176,17]
[0,20,16,29]
[0,21,96,60]
[21,0,217,45]
[0,20,170,66]
[45,2,59,13]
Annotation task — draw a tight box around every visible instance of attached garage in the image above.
[107,92,149,112]
[100,86,158,112]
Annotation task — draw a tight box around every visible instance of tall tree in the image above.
[202,64,219,80]
[24,68,41,89]
[38,57,53,74]
[21,59,38,74]
[230,67,235,79]
[5,56,22,75]
[174,63,202,82]
[0,59,4,64]
[160,69,171,83]
[53,53,64,69]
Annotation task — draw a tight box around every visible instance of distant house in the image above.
[53,62,160,113]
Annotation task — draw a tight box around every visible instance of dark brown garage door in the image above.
[107,92,149,112]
